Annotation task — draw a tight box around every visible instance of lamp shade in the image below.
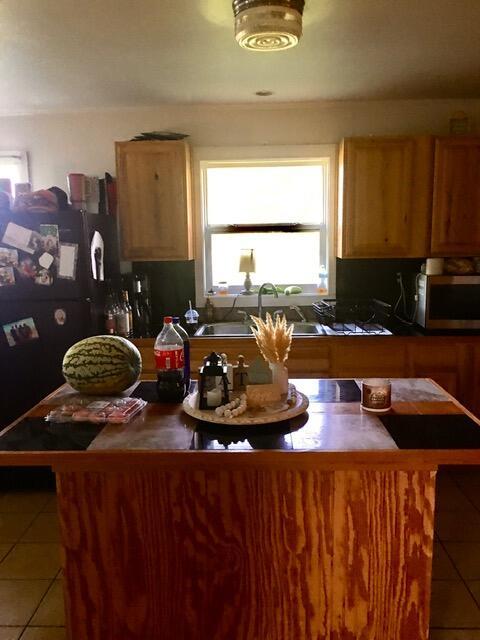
[239,249,256,273]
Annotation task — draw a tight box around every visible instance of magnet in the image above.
[3,317,39,347]
[54,308,67,326]
[38,252,54,270]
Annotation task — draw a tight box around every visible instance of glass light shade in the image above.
[234,4,303,51]
[239,249,256,273]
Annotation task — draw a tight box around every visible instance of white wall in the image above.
[0,99,479,190]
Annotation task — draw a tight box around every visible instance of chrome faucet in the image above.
[257,283,278,319]
[273,309,284,321]
[289,305,306,322]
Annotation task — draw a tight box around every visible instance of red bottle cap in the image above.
[163,316,173,323]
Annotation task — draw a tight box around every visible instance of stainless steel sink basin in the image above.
[291,322,325,335]
[194,321,325,337]
[194,322,252,336]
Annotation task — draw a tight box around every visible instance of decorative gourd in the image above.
[62,336,142,395]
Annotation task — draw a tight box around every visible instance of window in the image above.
[0,151,29,194]
[194,145,336,306]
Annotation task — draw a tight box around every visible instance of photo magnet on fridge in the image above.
[3,317,39,347]
[39,224,59,257]
[35,268,53,286]
[0,248,18,267]
[17,258,37,280]
[58,243,78,280]
[1,222,39,254]
[0,266,15,287]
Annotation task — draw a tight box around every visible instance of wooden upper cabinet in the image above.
[431,137,480,256]
[338,136,434,258]
[115,141,194,261]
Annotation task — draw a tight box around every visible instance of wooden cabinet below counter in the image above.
[133,335,480,417]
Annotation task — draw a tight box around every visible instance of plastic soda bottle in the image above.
[154,316,185,402]
[172,316,191,395]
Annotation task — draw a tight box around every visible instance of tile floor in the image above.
[0,468,479,639]
[430,466,480,639]
[0,490,63,640]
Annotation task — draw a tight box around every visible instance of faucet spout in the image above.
[257,283,278,319]
[290,305,307,322]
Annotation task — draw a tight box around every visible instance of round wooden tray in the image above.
[182,384,309,426]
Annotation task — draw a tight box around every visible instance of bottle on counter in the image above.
[116,291,132,338]
[205,296,215,323]
[104,293,117,335]
[317,265,328,295]
[173,317,191,395]
[154,316,186,403]
[124,291,133,336]
[132,274,152,338]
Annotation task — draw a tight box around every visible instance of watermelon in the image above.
[62,335,142,395]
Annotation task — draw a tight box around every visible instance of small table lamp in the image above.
[239,249,256,295]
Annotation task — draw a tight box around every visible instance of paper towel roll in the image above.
[426,258,444,275]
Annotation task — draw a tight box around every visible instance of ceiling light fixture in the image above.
[233,0,305,52]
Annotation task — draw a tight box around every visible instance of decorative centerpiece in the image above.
[250,313,293,394]
[182,314,307,425]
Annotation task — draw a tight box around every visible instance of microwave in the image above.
[416,274,480,329]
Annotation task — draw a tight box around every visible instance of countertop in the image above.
[195,324,480,338]
[2,378,480,467]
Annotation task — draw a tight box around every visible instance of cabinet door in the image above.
[338,137,433,258]
[405,340,477,414]
[116,141,194,261]
[431,137,480,256]
[331,340,407,379]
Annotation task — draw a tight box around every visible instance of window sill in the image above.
[198,292,331,308]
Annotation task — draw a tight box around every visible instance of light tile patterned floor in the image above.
[0,491,64,640]
[431,467,480,638]
[0,469,479,638]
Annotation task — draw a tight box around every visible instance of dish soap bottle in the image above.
[205,296,215,323]
[317,265,328,295]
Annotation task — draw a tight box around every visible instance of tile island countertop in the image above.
[2,378,480,640]
[1,377,480,465]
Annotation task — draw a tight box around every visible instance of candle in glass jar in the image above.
[206,388,222,408]
[361,378,391,413]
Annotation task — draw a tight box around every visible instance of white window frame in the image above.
[0,150,30,187]
[193,145,337,308]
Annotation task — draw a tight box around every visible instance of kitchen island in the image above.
[133,334,480,417]
[1,378,480,640]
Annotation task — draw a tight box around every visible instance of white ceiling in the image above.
[1,0,480,115]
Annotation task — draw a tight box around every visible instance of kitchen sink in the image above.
[194,322,252,336]
[194,321,325,337]
[291,322,325,335]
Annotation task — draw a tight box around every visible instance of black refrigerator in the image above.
[0,209,120,429]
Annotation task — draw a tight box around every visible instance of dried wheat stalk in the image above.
[250,313,293,363]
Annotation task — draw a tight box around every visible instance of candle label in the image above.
[361,382,391,411]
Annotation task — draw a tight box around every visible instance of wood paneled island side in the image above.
[1,378,480,639]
